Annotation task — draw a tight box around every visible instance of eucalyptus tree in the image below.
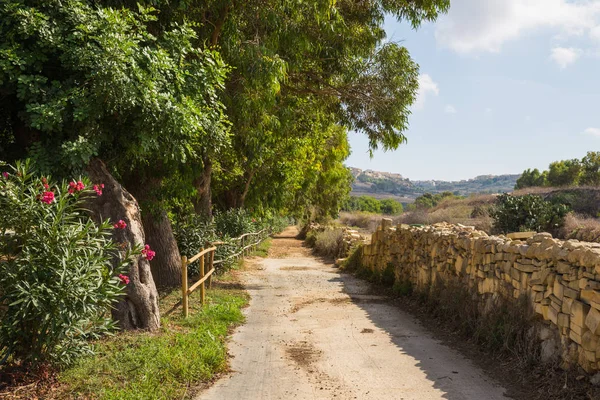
[191,0,450,216]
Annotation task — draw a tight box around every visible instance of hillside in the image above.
[350,167,520,202]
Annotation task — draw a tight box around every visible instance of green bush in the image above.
[214,208,256,238]
[174,210,290,275]
[491,193,570,234]
[0,161,133,367]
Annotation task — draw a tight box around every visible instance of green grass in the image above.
[251,238,271,258]
[57,283,249,400]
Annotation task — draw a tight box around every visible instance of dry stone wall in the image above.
[362,219,600,373]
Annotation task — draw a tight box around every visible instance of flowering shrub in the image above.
[0,160,135,367]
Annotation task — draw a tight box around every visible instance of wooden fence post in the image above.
[200,248,205,305]
[208,250,214,289]
[182,256,188,318]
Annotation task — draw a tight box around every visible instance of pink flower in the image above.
[93,184,104,196]
[41,191,55,204]
[118,274,130,285]
[113,219,127,229]
[1,172,8,179]
[141,244,156,261]
[68,180,85,194]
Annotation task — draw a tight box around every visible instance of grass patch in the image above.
[251,238,272,258]
[55,278,249,400]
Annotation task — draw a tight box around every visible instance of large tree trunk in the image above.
[86,159,160,331]
[141,210,182,289]
[125,176,182,291]
[193,156,213,217]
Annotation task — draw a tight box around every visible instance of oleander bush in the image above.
[0,161,134,367]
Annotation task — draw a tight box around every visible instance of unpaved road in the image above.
[199,227,507,400]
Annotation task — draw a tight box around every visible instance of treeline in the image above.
[341,196,403,215]
[0,0,450,350]
[515,151,600,189]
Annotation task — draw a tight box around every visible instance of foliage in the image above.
[0,161,133,367]
[380,199,404,215]
[580,151,600,186]
[515,168,547,189]
[414,191,457,209]
[341,195,403,215]
[58,285,248,400]
[342,195,381,213]
[490,193,570,234]
[173,210,289,275]
[547,159,582,187]
[515,152,600,189]
[0,1,229,177]
[214,208,257,238]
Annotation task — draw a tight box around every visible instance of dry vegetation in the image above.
[340,192,600,243]
[339,194,496,234]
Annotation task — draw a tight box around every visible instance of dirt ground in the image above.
[197,226,507,400]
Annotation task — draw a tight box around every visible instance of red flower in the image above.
[68,180,85,194]
[2,172,9,179]
[93,184,104,196]
[118,274,130,285]
[41,191,55,204]
[113,219,127,229]
[141,244,156,261]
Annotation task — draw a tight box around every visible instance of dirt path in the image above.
[198,227,507,400]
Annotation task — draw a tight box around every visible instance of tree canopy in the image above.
[515,152,600,189]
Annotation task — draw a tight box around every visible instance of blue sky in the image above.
[346,0,600,181]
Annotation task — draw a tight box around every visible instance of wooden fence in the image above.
[181,227,271,317]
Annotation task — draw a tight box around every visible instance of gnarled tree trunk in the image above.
[125,176,182,290]
[87,159,160,331]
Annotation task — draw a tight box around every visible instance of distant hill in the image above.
[350,167,520,203]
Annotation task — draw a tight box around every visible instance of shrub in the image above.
[490,193,570,234]
[214,208,255,238]
[0,161,132,367]
[313,228,345,259]
[380,199,403,215]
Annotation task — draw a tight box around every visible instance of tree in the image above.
[0,1,229,290]
[547,159,582,187]
[515,168,547,189]
[381,199,404,215]
[580,151,600,186]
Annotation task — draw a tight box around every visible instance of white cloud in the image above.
[485,107,493,115]
[435,0,600,54]
[584,127,600,136]
[414,74,439,110]
[550,47,582,68]
[444,105,457,114]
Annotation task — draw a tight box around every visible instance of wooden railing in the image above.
[212,228,270,266]
[181,246,216,318]
[180,227,271,317]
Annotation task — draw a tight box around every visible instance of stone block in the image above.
[570,329,583,345]
[558,313,570,328]
[554,279,564,300]
[562,297,574,314]
[549,306,559,324]
[582,331,599,352]
[571,300,591,328]
[564,286,579,299]
[585,307,600,335]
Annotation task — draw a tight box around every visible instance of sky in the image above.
[345,0,600,181]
